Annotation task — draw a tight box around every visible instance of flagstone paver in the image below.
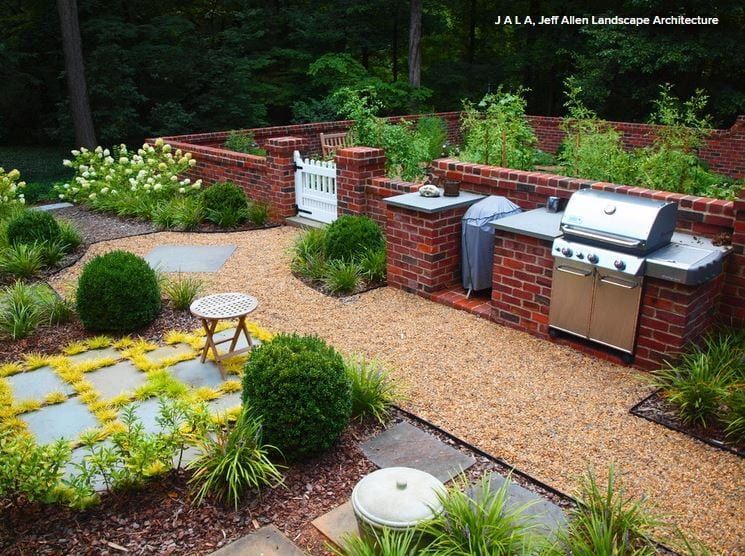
[21,398,98,444]
[360,421,475,483]
[122,398,166,435]
[85,361,148,400]
[169,358,226,388]
[67,347,122,365]
[209,524,305,556]
[6,367,75,402]
[207,391,242,414]
[311,501,359,548]
[32,202,74,212]
[143,343,195,364]
[211,328,262,351]
[144,244,236,273]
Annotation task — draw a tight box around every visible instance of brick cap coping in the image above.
[384,190,486,213]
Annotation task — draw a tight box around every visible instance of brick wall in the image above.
[491,232,553,335]
[720,187,745,326]
[386,205,469,295]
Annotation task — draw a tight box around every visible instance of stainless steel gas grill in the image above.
[548,189,726,360]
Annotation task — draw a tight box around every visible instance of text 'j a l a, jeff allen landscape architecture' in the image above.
[2,5,745,556]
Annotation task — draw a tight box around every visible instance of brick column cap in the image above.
[336,146,385,159]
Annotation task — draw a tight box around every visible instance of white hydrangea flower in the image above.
[163,144,171,153]
[158,163,167,171]
[95,146,103,153]
[178,187,185,193]
[119,157,128,164]
[171,175,178,182]
[101,187,109,194]
[89,193,96,199]
[72,149,80,156]
[189,159,197,167]
[82,171,90,178]
[63,159,72,167]
[103,149,110,156]
[155,138,164,147]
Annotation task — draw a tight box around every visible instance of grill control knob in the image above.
[576,252,584,260]
[587,253,599,264]
[561,247,573,257]
[614,259,626,271]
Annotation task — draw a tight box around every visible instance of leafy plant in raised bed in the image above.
[0,244,44,278]
[0,281,72,340]
[6,210,62,247]
[324,215,384,262]
[201,182,248,228]
[460,87,537,170]
[224,131,266,156]
[242,333,352,462]
[345,356,403,424]
[188,409,284,509]
[323,259,361,294]
[76,250,161,333]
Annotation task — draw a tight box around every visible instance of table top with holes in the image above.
[190,293,259,320]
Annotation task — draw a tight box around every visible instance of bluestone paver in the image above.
[360,421,475,482]
[210,328,262,351]
[209,525,304,556]
[122,398,165,435]
[67,347,122,365]
[85,361,148,399]
[7,367,74,402]
[144,244,236,273]
[208,391,242,414]
[31,202,74,212]
[21,398,98,444]
[143,343,194,364]
[170,358,225,388]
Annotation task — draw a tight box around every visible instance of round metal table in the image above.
[190,292,259,377]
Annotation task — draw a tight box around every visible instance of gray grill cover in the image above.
[462,196,521,291]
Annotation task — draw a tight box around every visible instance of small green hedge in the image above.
[6,210,62,247]
[323,215,384,262]
[76,250,161,332]
[201,182,248,213]
[242,334,351,461]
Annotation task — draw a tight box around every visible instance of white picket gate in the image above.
[293,150,338,224]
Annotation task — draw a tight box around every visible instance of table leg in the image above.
[200,318,219,364]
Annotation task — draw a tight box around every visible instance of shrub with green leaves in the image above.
[224,131,266,156]
[346,357,402,424]
[323,259,361,294]
[0,281,71,339]
[323,215,384,263]
[723,388,745,445]
[201,182,248,228]
[188,409,284,509]
[162,273,204,310]
[247,202,269,226]
[242,334,352,461]
[76,250,161,332]
[0,167,26,212]
[0,243,44,278]
[6,209,62,247]
[460,87,537,170]
[415,116,448,161]
[358,247,386,283]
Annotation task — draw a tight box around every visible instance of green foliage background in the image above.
[0,0,742,149]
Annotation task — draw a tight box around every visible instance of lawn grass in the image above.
[0,146,72,204]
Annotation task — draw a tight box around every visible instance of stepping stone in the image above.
[31,202,74,212]
[67,347,121,365]
[312,501,359,548]
[6,366,74,402]
[209,524,304,556]
[86,361,147,400]
[474,473,567,538]
[208,391,243,414]
[121,398,165,435]
[144,244,236,273]
[143,343,195,364]
[170,358,225,388]
[21,398,98,444]
[210,328,261,352]
[360,421,475,483]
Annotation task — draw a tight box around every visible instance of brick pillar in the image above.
[386,205,468,296]
[721,187,745,326]
[335,147,386,216]
[265,136,305,219]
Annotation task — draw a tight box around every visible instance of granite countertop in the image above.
[489,207,564,241]
[383,189,486,213]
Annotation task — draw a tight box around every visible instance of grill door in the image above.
[549,262,594,338]
[588,270,642,353]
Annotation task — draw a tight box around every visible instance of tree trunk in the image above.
[408,0,422,87]
[57,0,96,148]
[467,0,476,64]
[392,4,399,82]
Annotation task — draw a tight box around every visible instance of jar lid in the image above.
[351,467,445,528]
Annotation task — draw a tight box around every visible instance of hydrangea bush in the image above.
[55,139,202,210]
[0,168,26,208]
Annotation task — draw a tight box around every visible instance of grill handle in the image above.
[556,265,592,277]
[561,225,642,249]
[599,276,638,289]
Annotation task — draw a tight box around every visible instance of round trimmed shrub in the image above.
[76,250,161,332]
[201,182,249,213]
[242,334,352,462]
[323,215,384,262]
[6,210,62,247]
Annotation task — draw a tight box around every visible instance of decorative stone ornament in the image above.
[418,184,441,197]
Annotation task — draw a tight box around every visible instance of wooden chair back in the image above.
[320,132,350,157]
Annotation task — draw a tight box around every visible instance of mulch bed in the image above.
[292,272,386,299]
[631,390,744,457]
[0,409,575,555]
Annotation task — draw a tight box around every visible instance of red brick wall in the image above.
[366,177,420,229]
[386,205,469,295]
[264,137,306,219]
[491,232,553,335]
[720,188,745,326]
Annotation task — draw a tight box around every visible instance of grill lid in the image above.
[561,189,677,254]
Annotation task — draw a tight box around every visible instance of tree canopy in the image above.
[1,0,742,146]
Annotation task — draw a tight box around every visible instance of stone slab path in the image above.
[210,525,305,556]
[31,202,74,212]
[51,228,745,552]
[144,244,236,272]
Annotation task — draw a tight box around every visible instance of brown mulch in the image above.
[0,409,572,555]
[631,391,744,457]
[0,305,200,364]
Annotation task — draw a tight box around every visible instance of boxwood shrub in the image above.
[323,215,384,262]
[76,250,161,332]
[6,210,62,247]
[242,334,351,461]
[201,182,248,227]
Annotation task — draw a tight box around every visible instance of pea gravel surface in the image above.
[51,226,745,554]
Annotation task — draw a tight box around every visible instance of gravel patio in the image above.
[50,225,745,553]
